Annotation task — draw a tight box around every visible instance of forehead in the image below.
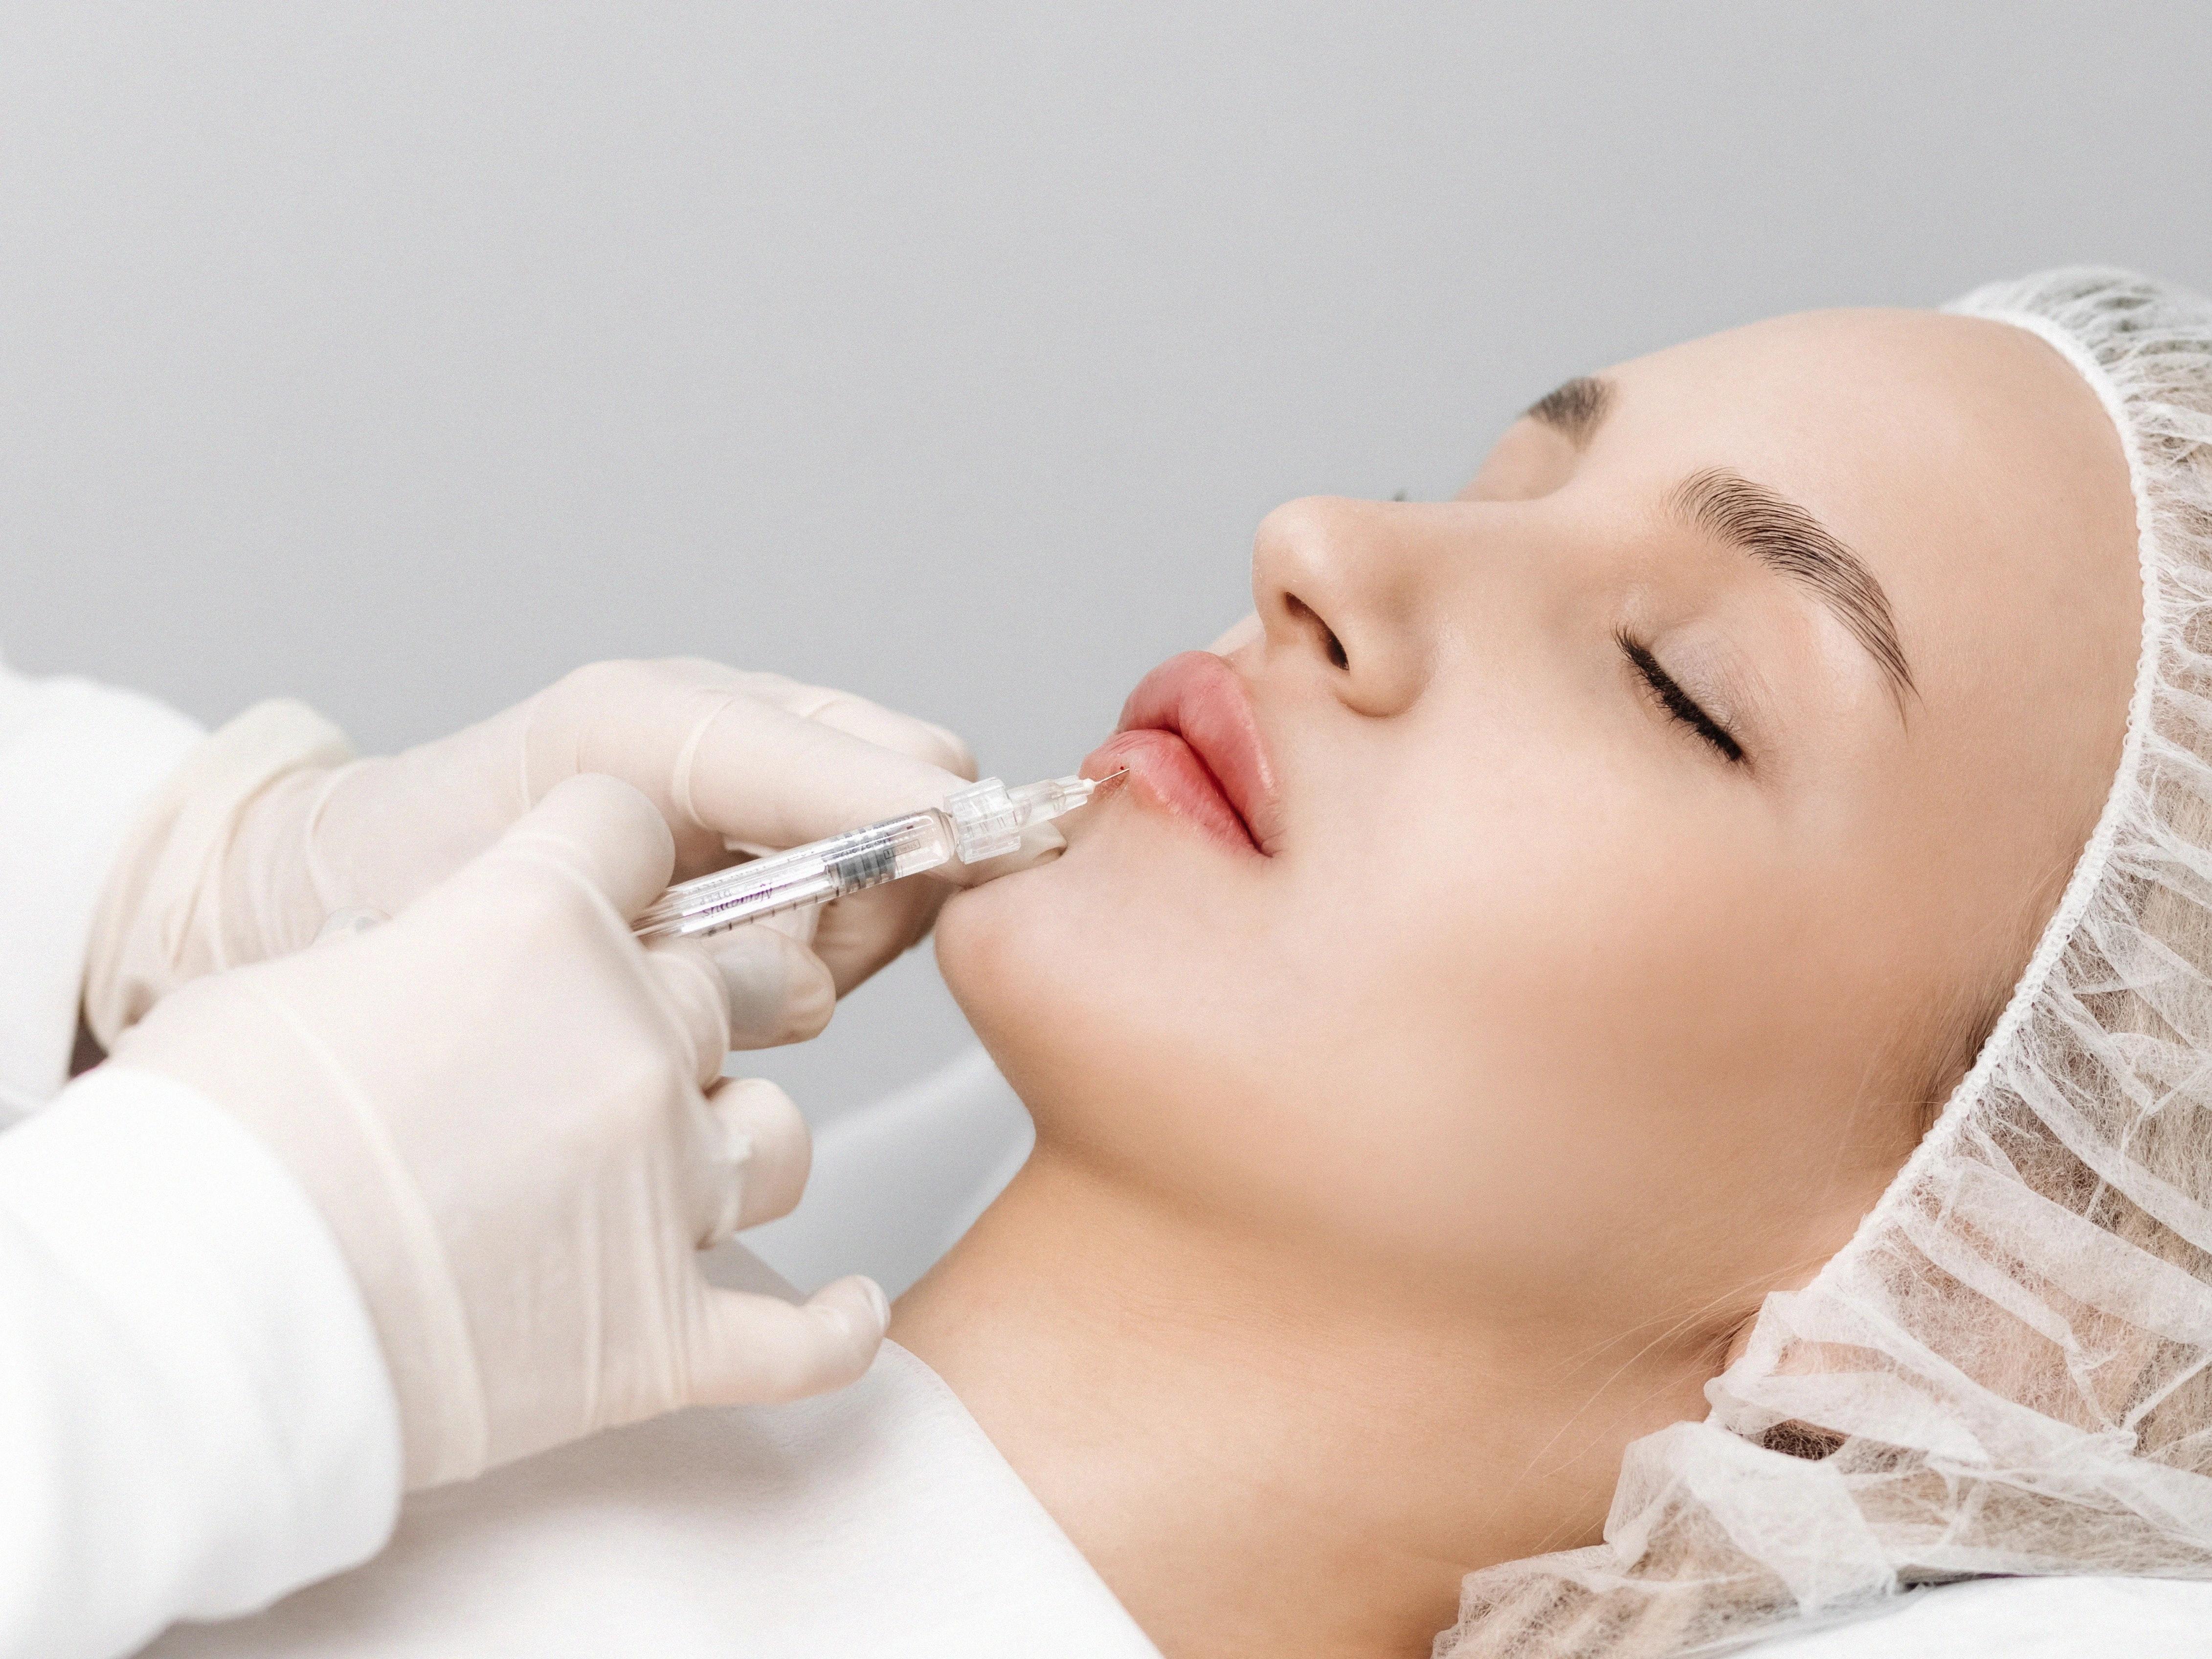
[1600,310,2108,493]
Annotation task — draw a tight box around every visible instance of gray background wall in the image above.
[7,2,2209,1123]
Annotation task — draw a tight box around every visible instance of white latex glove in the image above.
[108,774,886,1490]
[85,660,1047,1045]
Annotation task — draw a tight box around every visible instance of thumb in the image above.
[684,1275,889,1406]
[487,773,678,920]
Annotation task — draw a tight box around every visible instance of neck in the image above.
[893,1142,1717,1659]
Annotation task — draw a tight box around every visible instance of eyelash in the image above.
[1614,629,1745,764]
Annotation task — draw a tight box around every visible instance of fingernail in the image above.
[715,930,831,1048]
[313,906,389,946]
[714,1077,810,1230]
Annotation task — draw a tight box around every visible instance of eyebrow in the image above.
[1524,376,1613,448]
[1668,467,1916,708]
[1525,375,1916,710]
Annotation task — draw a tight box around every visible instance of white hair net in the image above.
[1438,269,2212,1658]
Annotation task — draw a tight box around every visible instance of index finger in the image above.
[684,695,977,853]
[722,672,979,783]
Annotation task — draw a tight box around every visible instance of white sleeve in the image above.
[0,1066,402,1659]
[0,663,203,1119]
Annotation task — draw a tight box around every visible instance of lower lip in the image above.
[1083,728,1261,855]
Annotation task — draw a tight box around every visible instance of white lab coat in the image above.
[0,663,401,1659]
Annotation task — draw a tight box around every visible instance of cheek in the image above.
[1282,780,1921,1307]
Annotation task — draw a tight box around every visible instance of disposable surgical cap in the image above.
[1439,269,2212,1657]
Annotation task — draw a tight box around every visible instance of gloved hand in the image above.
[109,774,887,1490]
[84,659,1039,1046]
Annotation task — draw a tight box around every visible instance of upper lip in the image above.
[1104,650,1282,852]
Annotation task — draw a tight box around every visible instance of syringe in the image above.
[632,771,1123,942]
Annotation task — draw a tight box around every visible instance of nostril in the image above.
[1285,594,1349,671]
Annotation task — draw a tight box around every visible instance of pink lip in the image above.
[1081,651,1280,856]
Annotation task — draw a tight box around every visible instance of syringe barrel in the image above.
[633,808,956,940]
[630,772,1112,943]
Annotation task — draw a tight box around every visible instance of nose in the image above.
[1250,495,1441,718]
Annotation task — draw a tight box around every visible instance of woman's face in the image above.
[935,309,2139,1348]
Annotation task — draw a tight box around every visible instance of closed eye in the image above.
[1616,629,1744,764]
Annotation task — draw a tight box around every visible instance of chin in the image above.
[936,838,1378,1238]
[937,830,1197,1103]
[934,867,1094,1114]
[933,875,1022,1020]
